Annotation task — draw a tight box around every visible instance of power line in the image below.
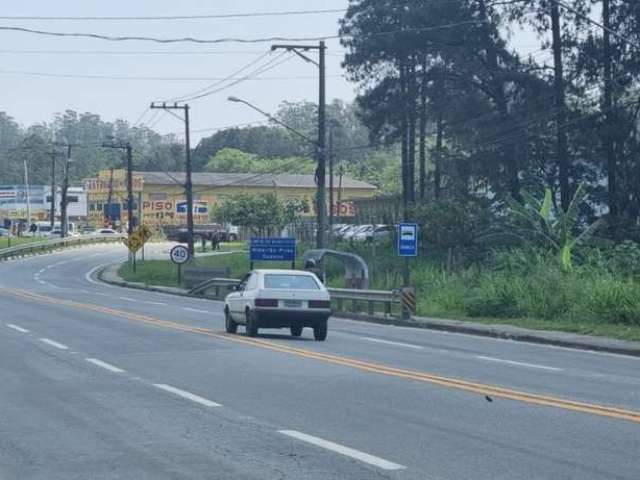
[0,48,347,55]
[0,68,341,82]
[0,9,346,21]
[175,53,296,102]
[0,21,483,45]
[165,51,273,102]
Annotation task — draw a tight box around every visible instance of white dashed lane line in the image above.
[278,430,406,471]
[143,301,168,306]
[118,296,138,302]
[183,307,210,314]
[6,324,30,333]
[39,338,69,350]
[153,384,221,407]
[476,355,563,372]
[363,337,424,350]
[86,358,125,373]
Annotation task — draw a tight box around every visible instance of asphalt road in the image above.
[1,243,639,479]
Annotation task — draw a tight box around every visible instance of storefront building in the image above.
[84,170,376,229]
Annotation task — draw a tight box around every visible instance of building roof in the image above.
[134,171,376,190]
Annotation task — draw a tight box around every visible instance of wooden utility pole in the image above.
[551,1,570,210]
[271,41,327,249]
[150,102,195,256]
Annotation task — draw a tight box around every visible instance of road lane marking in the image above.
[39,338,69,350]
[477,355,563,372]
[363,337,424,350]
[119,296,137,302]
[7,324,30,333]
[86,358,125,373]
[278,430,405,471]
[6,288,640,424]
[183,307,210,314]
[153,384,221,407]
[143,301,167,306]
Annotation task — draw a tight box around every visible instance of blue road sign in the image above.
[250,237,296,262]
[398,223,418,257]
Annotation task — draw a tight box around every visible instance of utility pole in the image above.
[23,160,32,229]
[48,149,59,230]
[271,41,327,249]
[328,128,334,240]
[60,144,71,238]
[105,167,114,226]
[150,102,195,256]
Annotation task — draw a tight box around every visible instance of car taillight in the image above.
[308,300,331,309]
[255,298,278,307]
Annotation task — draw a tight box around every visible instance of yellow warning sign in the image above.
[124,225,153,253]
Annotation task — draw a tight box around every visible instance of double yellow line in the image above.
[4,287,640,424]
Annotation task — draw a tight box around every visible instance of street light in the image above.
[227,96,316,146]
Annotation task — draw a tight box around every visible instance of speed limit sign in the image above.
[170,245,190,265]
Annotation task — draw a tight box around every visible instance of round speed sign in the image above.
[170,245,190,265]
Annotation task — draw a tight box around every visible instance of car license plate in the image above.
[284,300,302,308]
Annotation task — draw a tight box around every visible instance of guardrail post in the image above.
[368,300,374,316]
[337,298,343,312]
[351,299,357,313]
[385,301,391,317]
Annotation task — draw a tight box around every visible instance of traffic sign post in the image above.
[124,225,153,273]
[398,223,418,319]
[249,237,296,269]
[170,244,190,285]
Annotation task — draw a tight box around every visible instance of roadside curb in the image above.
[96,263,640,358]
[334,312,640,357]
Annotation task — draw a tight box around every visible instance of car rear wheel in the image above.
[225,308,238,334]
[290,326,303,337]
[245,310,259,337]
[313,321,328,341]
[227,233,238,242]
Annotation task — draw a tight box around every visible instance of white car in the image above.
[224,269,331,341]
[97,228,117,234]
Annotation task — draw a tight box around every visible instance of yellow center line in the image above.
[4,287,640,423]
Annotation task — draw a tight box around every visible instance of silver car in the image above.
[224,269,331,341]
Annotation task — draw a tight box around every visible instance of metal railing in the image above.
[187,277,401,317]
[0,234,126,261]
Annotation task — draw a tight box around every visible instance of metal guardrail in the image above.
[188,277,401,317]
[189,277,241,297]
[328,287,401,317]
[0,234,127,261]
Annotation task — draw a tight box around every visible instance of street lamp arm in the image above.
[227,96,317,147]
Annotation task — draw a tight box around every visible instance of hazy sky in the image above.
[1,1,545,142]
[1,0,354,141]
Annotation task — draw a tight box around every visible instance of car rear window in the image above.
[264,274,320,290]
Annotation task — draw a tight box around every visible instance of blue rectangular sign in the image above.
[250,237,296,262]
[398,223,418,257]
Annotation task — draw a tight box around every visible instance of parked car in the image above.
[350,224,375,242]
[0,227,9,237]
[97,228,117,235]
[81,226,96,235]
[366,224,394,242]
[224,269,331,341]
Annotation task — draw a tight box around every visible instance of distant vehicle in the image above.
[0,227,9,237]
[81,226,96,235]
[164,224,238,243]
[351,225,375,242]
[224,269,331,341]
[366,225,394,242]
[97,228,117,235]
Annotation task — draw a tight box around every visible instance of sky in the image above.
[0,1,546,143]
[0,0,354,142]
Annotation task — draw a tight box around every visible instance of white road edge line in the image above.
[476,355,563,372]
[278,430,406,471]
[363,337,424,350]
[183,307,210,314]
[119,296,137,302]
[153,384,221,407]
[86,358,125,373]
[39,338,69,350]
[7,323,30,333]
[143,301,167,306]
